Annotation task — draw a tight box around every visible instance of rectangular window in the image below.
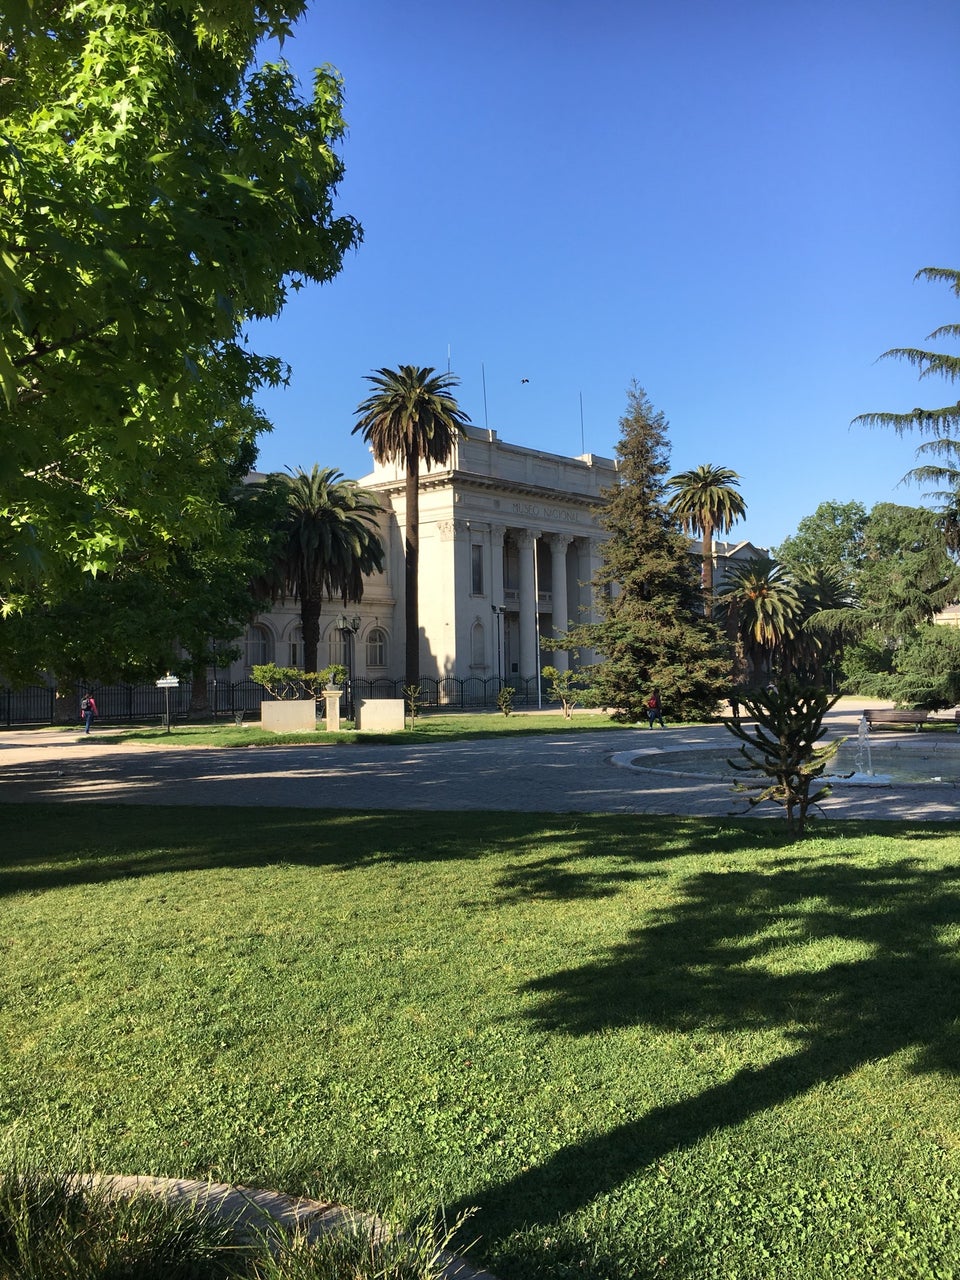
[471,544,484,595]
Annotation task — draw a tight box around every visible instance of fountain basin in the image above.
[620,740,960,786]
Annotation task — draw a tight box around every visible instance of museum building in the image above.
[231,427,764,689]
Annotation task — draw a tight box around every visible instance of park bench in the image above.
[863,708,929,732]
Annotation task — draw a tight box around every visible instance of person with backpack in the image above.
[646,688,665,728]
[80,693,98,734]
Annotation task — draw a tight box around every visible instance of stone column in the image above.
[517,528,541,681]
[547,534,573,671]
[576,537,603,665]
[490,524,506,610]
[438,518,470,683]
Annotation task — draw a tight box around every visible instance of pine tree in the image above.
[566,383,732,722]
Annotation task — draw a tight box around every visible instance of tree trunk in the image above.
[189,656,209,712]
[404,451,420,688]
[301,595,322,674]
[702,517,715,619]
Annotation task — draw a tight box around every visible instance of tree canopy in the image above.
[0,0,360,608]
[774,500,868,594]
[853,267,960,500]
[257,466,384,675]
[666,463,746,617]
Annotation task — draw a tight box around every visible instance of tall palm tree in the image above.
[262,466,384,674]
[667,464,747,617]
[352,366,471,687]
[717,556,802,685]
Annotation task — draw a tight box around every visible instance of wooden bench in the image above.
[863,708,929,732]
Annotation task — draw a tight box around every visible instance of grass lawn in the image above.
[3,805,960,1278]
[43,710,628,749]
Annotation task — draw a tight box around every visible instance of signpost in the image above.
[155,673,179,733]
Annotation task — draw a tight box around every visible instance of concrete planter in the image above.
[260,699,316,733]
[356,698,405,732]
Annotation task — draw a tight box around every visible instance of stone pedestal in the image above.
[323,688,342,732]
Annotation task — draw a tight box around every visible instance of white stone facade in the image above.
[229,428,618,685]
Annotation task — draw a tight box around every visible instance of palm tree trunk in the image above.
[404,450,420,688]
[301,595,322,675]
[702,517,715,619]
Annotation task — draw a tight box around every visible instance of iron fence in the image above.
[1,675,547,726]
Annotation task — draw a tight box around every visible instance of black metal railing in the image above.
[1,676,547,726]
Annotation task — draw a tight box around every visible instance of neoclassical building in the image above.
[230,429,768,689]
[233,427,619,687]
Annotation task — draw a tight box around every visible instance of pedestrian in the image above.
[646,688,665,728]
[80,692,98,735]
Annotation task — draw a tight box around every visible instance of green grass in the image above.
[3,806,960,1278]
[0,1164,464,1279]
[57,710,628,748]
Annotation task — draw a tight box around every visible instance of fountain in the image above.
[856,714,873,776]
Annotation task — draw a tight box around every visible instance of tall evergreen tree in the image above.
[565,383,731,722]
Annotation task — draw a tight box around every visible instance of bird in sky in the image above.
[521,378,529,383]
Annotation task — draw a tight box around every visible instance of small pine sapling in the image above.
[724,680,843,838]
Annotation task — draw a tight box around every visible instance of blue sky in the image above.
[249,0,960,549]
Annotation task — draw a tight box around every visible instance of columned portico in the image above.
[547,533,573,671]
[344,425,618,686]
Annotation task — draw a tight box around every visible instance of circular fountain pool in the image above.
[629,738,960,786]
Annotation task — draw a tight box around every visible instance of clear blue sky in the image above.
[249,0,960,550]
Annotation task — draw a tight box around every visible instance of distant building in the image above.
[228,429,767,688]
[231,427,617,687]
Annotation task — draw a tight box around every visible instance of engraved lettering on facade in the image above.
[511,502,579,523]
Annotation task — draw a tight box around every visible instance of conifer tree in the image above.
[563,383,732,722]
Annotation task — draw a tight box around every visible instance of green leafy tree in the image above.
[352,366,471,687]
[853,267,960,500]
[540,664,597,718]
[561,384,731,722]
[259,467,384,675]
[666,464,747,617]
[0,0,360,604]
[774,500,868,595]
[880,624,960,710]
[0,416,282,700]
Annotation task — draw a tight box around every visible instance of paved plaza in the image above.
[1,699,959,821]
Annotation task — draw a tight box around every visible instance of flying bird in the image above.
[521,378,529,384]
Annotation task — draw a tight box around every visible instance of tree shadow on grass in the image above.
[464,853,960,1235]
[0,804,794,898]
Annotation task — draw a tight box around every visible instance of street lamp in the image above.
[491,605,506,688]
[336,613,361,719]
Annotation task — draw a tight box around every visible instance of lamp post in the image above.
[491,605,505,690]
[336,613,361,719]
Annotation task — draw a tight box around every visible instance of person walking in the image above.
[646,688,665,728]
[80,693,98,734]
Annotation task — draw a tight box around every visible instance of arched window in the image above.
[245,623,272,668]
[366,627,387,668]
[328,629,348,667]
[289,626,303,668]
[471,620,485,668]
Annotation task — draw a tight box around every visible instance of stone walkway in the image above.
[1,698,959,821]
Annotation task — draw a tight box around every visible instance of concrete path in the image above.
[2,698,959,821]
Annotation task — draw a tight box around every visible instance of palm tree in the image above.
[353,366,471,687]
[667,464,747,617]
[262,466,384,674]
[717,556,802,685]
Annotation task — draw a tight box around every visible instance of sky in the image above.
[248,0,960,550]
